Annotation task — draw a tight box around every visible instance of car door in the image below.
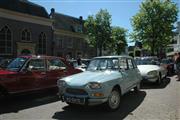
[119,58,132,92]
[18,58,46,91]
[46,58,67,88]
[127,58,138,85]
[132,58,142,83]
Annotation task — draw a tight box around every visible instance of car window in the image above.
[27,59,46,71]
[48,59,67,70]
[7,57,27,71]
[127,59,134,69]
[87,58,119,71]
[119,58,128,70]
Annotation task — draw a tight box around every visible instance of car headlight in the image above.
[87,82,102,89]
[57,80,66,87]
[147,71,158,76]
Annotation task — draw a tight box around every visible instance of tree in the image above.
[84,9,112,56]
[111,27,127,55]
[131,0,178,56]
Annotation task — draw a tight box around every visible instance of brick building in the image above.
[0,0,52,58]
[0,0,96,59]
[50,8,96,59]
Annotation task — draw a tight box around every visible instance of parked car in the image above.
[67,59,90,71]
[81,59,91,66]
[57,56,142,111]
[0,55,82,98]
[135,57,167,85]
[160,58,174,75]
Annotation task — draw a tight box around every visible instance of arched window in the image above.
[38,32,46,54]
[0,26,12,54]
[22,29,31,41]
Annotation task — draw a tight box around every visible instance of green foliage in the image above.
[131,0,178,55]
[111,27,127,55]
[84,9,112,56]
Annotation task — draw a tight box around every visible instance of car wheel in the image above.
[134,83,140,93]
[105,88,121,111]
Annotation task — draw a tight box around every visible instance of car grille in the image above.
[66,88,88,95]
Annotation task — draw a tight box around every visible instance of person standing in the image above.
[174,53,178,72]
[175,52,180,80]
[77,55,82,66]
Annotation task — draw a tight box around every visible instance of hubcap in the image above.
[108,91,120,109]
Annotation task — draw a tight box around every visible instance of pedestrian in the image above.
[77,55,82,66]
[175,52,180,81]
[174,53,178,72]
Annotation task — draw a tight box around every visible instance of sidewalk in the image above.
[175,76,180,120]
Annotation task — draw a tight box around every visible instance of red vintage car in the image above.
[0,55,82,97]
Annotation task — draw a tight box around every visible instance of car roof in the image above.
[18,55,65,60]
[93,55,133,59]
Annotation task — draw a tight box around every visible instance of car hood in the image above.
[0,69,17,75]
[137,65,160,75]
[61,70,121,86]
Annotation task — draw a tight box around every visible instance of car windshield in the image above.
[87,58,119,71]
[135,58,160,65]
[6,57,28,71]
[161,59,171,64]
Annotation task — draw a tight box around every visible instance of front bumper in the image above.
[142,75,158,82]
[59,94,108,106]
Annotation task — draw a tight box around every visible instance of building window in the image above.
[67,37,73,48]
[58,38,63,48]
[38,32,46,55]
[22,29,31,41]
[0,26,12,54]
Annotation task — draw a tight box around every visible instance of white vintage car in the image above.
[57,56,142,111]
[135,57,167,84]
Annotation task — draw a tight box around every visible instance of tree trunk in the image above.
[99,47,102,56]
[151,38,155,56]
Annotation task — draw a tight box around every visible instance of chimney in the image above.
[79,16,83,24]
[79,16,83,21]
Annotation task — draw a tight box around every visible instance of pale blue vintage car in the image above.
[57,56,142,111]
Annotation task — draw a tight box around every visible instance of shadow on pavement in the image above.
[141,77,171,89]
[0,89,59,114]
[52,91,146,120]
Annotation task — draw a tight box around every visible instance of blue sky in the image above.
[30,0,180,46]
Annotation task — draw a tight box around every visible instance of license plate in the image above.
[64,96,85,105]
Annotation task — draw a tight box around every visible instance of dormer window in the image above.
[22,29,31,41]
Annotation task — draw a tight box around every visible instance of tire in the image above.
[105,88,121,111]
[134,83,140,93]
